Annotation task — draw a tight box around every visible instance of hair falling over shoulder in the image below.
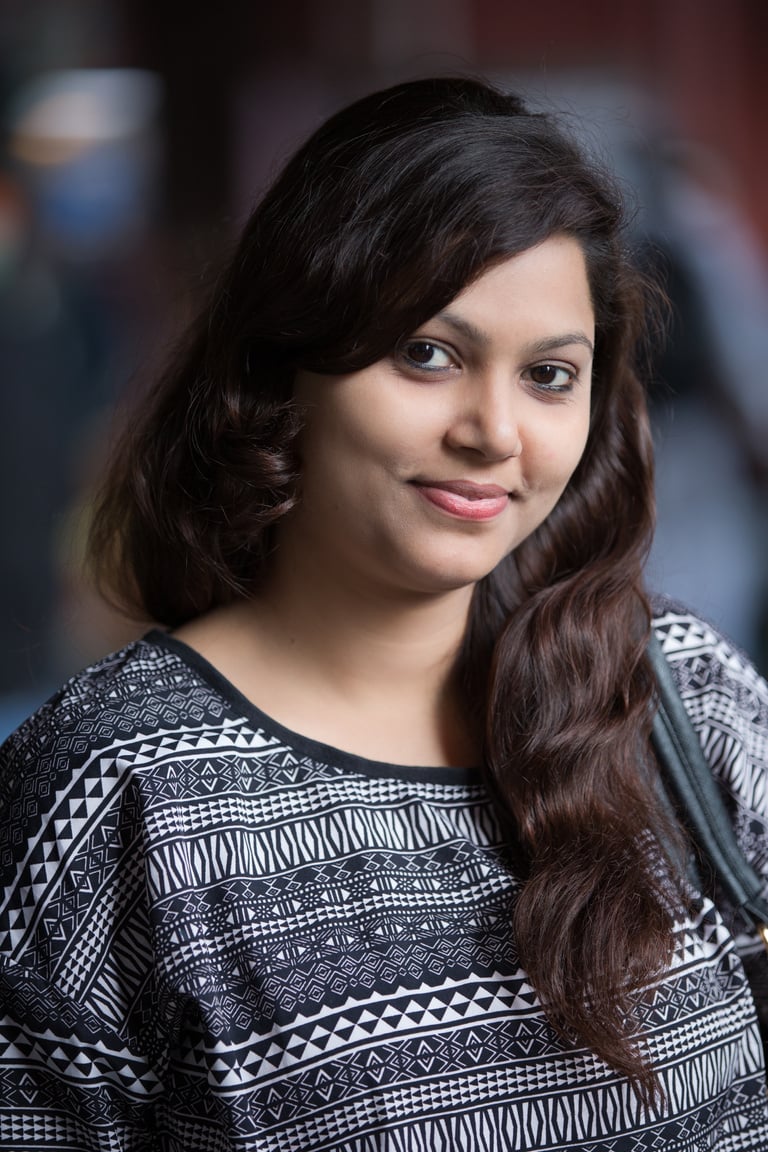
[470,276,684,1099]
[89,75,687,1099]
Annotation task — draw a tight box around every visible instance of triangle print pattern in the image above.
[0,605,766,1148]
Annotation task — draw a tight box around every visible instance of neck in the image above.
[195,553,481,768]
[259,555,474,686]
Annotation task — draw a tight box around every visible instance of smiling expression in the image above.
[277,234,596,601]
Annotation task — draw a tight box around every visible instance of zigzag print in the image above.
[0,608,766,1148]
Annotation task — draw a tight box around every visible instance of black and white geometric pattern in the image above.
[1,603,767,1150]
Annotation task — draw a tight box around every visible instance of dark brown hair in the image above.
[90,76,685,1097]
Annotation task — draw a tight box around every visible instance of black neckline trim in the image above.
[144,629,483,788]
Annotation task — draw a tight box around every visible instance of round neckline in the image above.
[145,628,484,787]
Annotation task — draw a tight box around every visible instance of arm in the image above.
[0,692,167,1150]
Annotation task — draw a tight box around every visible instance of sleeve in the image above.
[653,605,768,1031]
[0,693,169,1151]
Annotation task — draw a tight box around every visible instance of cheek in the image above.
[299,414,399,502]
[534,423,590,487]
[567,422,592,476]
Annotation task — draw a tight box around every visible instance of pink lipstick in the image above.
[414,480,510,521]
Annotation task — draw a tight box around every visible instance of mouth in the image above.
[412,479,510,521]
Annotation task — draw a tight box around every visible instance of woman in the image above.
[1,76,767,1150]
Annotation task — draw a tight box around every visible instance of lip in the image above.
[413,479,510,521]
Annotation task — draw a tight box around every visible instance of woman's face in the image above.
[279,234,595,602]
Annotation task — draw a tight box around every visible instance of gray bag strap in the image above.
[648,631,768,942]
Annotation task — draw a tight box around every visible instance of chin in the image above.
[407,557,509,595]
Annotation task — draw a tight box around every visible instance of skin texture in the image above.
[177,236,595,766]
[286,234,594,602]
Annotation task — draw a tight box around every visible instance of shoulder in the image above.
[1,633,222,768]
[0,632,240,834]
[651,595,768,720]
[650,596,768,777]
[651,596,768,907]
[0,632,258,956]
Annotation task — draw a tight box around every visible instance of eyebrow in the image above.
[526,333,595,357]
[432,310,595,358]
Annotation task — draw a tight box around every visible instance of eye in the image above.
[525,363,577,393]
[399,340,457,372]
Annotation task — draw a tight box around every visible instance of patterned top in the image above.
[0,604,767,1151]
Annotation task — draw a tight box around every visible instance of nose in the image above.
[444,373,524,461]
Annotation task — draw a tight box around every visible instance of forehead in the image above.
[432,236,595,343]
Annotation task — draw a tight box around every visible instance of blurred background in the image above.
[1,0,767,737]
